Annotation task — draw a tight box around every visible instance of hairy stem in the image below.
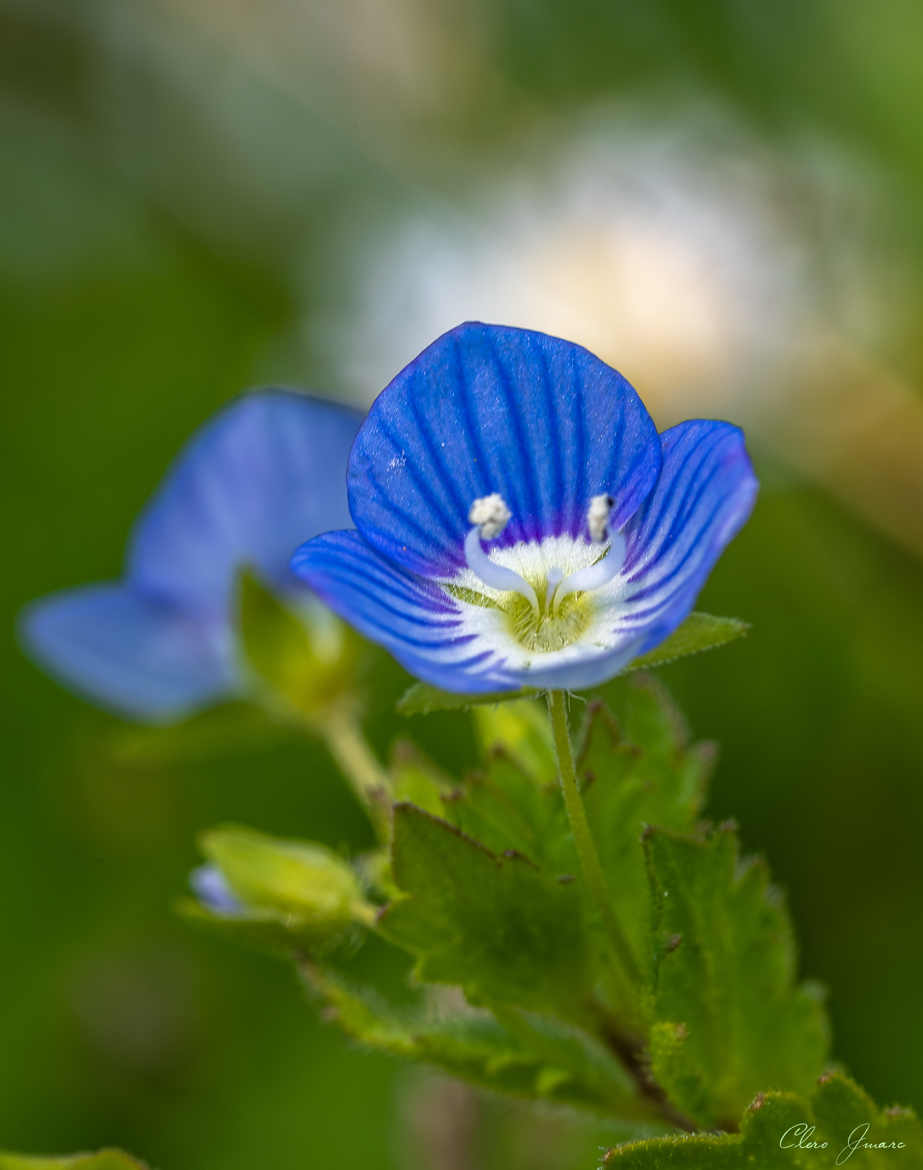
[546,690,639,986]
[322,710,391,840]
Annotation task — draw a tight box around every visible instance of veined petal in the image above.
[348,322,661,576]
[292,530,521,692]
[19,584,235,721]
[615,420,758,652]
[128,391,361,610]
[498,634,648,691]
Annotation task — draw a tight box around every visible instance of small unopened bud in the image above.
[468,493,511,540]
[587,494,614,543]
[200,825,363,929]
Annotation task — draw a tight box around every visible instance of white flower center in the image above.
[456,493,627,655]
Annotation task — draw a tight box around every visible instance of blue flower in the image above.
[21,392,360,721]
[292,323,757,693]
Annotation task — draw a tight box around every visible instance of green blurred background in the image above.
[2,2,922,1166]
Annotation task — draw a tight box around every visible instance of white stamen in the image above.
[553,530,626,608]
[468,493,511,541]
[587,494,614,543]
[465,494,539,611]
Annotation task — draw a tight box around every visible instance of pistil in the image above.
[551,532,625,609]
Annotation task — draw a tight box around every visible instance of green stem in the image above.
[546,690,639,986]
[322,710,392,841]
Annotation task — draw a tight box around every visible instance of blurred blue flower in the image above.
[293,323,757,693]
[21,392,360,721]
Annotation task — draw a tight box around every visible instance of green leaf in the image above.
[379,803,592,1023]
[0,1153,148,1170]
[401,676,712,876]
[575,682,713,975]
[601,1072,923,1168]
[302,964,657,1121]
[397,682,532,716]
[236,567,357,721]
[473,698,558,785]
[388,741,454,819]
[620,612,749,676]
[439,682,712,967]
[643,824,830,1128]
[810,1072,923,1169]
[432,678,714,1009]
[438,740,571,868]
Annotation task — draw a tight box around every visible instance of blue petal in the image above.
[191,865,243,915]
[19,584,235,721]
[347,322,661,577]
[128,391,361,610]
[292,530,520,692]
[616,421,758,652]
[499,637,649,692]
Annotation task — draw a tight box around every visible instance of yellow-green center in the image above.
[506,589,593,651]
[445,578,594,653]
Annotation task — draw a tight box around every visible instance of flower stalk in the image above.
[546,689,640,989]
[321,710,392,840]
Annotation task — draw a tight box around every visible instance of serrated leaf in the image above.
[603,1090,810,1167]
[620,612,749,676]
[643,825,830,1128]
[439,743,571,869]
[379,803,592,1023]
[388,741,454,819]
[434,679,714,1006]
[575,685,713,977]
[302,964,656,1121]
[492,1006,652,1118]
[810,1073,922,1169]
[0,1153,148,1170]
[602,1072,923,1169]
[449,680,707,856]
[397,682,532,716]
[589,673,694,762]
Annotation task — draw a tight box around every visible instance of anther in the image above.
[464,494,539,611]
[587,494,614,543]
[468,493,511,540]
